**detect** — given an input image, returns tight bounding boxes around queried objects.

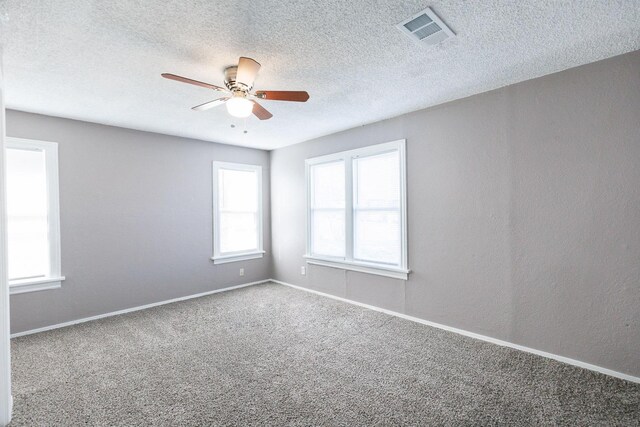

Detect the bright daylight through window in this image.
[212,162,264,264]
[305,140,408,279]
[6,138,64,294]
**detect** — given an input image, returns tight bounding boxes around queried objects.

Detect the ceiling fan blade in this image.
[192,97,230,111]
[236,57,261,88]
[251,101,273,120]
[254,90,310,102]
[161,73,227,92]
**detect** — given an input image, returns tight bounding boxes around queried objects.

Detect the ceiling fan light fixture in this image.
[226,95,253,118]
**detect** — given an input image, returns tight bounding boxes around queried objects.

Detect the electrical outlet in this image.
[301,266,306,275]
[239,268,245,277]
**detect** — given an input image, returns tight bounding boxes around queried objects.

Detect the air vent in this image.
[397,7,454,46]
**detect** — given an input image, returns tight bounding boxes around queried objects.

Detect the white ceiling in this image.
[1,1,639,150]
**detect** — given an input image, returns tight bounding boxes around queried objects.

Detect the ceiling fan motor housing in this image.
[224,66,251,94]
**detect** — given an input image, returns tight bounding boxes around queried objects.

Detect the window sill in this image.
[9,276,66,295]
[304,256,410,280]
[211,251,265,265]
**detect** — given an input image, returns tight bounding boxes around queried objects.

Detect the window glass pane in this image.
[311,161,344,208]
[6,148,50,280]
[355,151,400,209]
[220,212,258,253]
[219,169,257,212]
[354,210,400,265]
[311,210,345,257]
[310,160,345,257]
[216,166,260,255]
[353,150,402,265]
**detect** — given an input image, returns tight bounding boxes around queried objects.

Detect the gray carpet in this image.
[9,282,640,426]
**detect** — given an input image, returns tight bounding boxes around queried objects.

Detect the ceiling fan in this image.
[162,57,309,121]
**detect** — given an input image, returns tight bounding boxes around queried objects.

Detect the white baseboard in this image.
[0,395,11,427]
[10,279,270,338]
[11,278,639,384]
[271,279,640,384]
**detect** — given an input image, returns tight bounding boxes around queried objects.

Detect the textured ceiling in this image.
[1,1,639,150]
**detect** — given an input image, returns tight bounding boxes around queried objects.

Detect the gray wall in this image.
[8,111,271,333]
[270,51,640,377]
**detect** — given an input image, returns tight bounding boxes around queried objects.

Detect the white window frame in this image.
[305,139,409,280]
[211,161,264,264]
[6,137,65,294]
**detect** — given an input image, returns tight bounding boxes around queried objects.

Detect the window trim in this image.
[211,161,264,265]
[6,137,65,294]
[305,139,409,280]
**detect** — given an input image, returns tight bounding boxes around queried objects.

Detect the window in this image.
[305,140,409,279]
[6,138,64,294]
[211,162,264,264]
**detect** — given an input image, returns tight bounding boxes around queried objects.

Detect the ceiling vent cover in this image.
[397,7,455,46]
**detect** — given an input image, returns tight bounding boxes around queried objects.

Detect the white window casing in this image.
[6,137,64,294]
[305,140,409,280]
[211,161,264,264]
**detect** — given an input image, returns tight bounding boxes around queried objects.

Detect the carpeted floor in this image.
[9,282,640,426]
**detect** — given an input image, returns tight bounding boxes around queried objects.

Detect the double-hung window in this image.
[305,140,409,279]
[6,137,64,294]
[211,162,264,264]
